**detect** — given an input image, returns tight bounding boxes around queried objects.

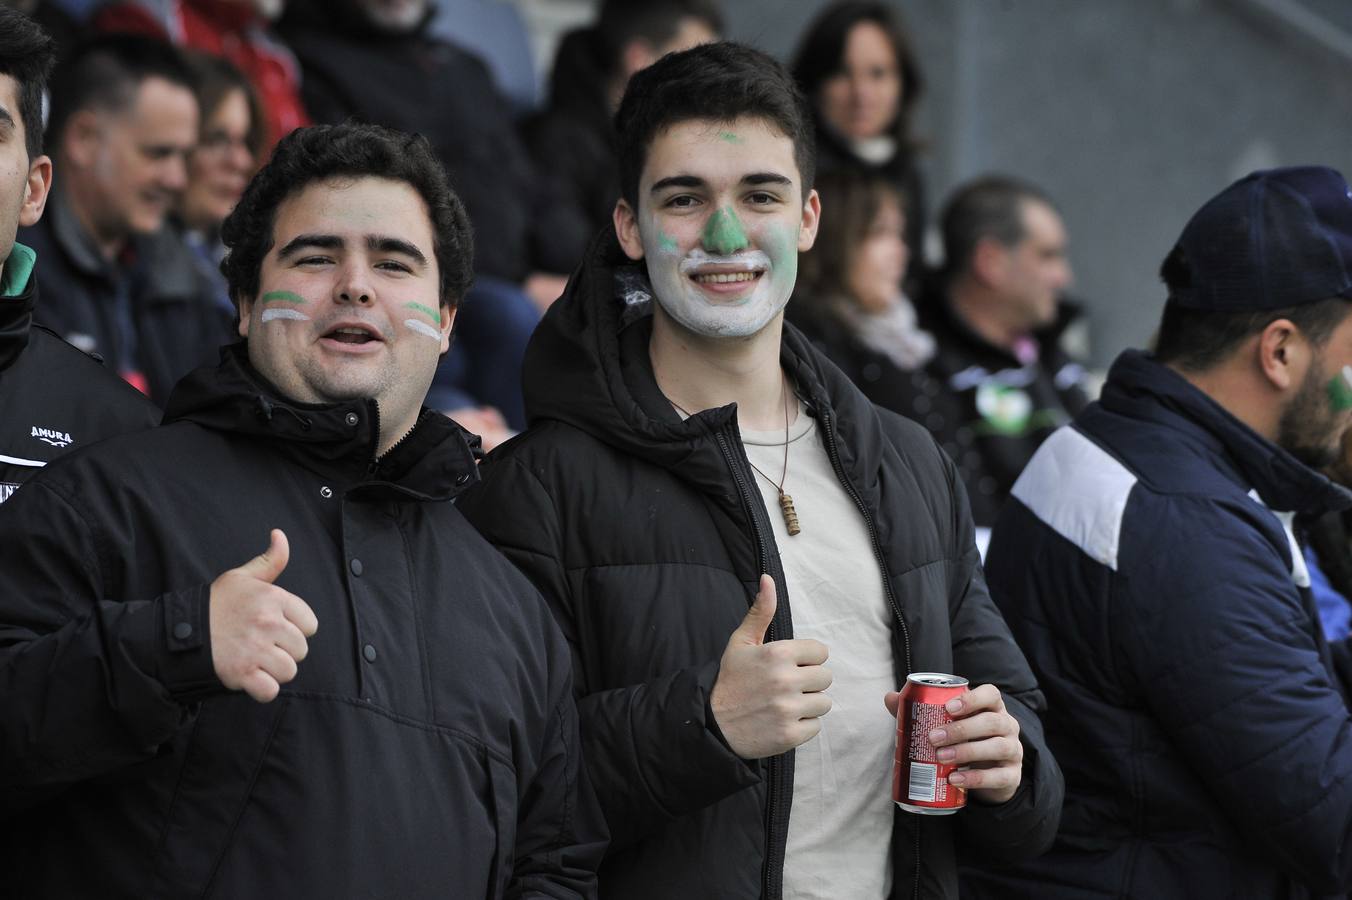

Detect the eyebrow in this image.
[277,234,343,259]
[368,235,427,267]
[276,233,428,268]
[649,172,795,194]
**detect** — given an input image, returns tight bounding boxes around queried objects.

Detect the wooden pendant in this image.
[780,492,801,536]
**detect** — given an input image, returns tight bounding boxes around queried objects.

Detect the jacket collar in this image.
[0,243,37,370]
[162,342,480,498]
[1101,348,1352,516]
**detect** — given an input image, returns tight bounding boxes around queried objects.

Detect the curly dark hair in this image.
[614,41,815,208]
[0,6,56,161]
[220,123,474,311]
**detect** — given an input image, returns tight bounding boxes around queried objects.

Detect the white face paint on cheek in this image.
[260,308,311,323]
[403,319,442,341]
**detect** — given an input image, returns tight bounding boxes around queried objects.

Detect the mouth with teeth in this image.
[692,271,763,285]
[321,323,383,349]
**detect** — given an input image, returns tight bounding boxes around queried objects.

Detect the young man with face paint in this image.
[0,122,604,897]
[459,42,1062,900]
[971,167,1352,898]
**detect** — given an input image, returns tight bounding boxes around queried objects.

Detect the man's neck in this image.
[64,182,129,263]
[648,306,792,431]
[948,279,1023,352]
[1168,360,1281,445]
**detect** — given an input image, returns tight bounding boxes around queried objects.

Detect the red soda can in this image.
[892,672,969,815]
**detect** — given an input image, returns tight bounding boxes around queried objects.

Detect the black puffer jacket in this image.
[0,344,604,897]
[0,256,158,501]
[458,232,1063,899]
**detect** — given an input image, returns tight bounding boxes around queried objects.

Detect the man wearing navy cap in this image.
[964,167,1352,898]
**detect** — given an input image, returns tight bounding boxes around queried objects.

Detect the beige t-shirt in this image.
[741,404,897,900]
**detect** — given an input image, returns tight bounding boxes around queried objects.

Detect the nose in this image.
[164,153,189,192]
[702,207,749,255]
[336,265,374,305]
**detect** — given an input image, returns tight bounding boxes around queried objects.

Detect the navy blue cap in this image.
[1169,166,1352,311]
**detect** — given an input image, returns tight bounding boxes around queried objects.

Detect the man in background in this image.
[0,8,156,500]
[20,33,231,404]
[920,175,1089,531]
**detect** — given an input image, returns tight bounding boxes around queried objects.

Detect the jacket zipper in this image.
[817,404,921,900]
[713,426,789,900]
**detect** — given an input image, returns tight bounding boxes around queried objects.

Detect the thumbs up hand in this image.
[710,575,833,759]
[208,529,319,703]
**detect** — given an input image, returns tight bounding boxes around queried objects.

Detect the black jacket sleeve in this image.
[936,443,1064,859]
[0,480,219,815]
[509,592,608,898]
[459,455,760,852]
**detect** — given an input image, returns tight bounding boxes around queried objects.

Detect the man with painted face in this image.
[970,167,1352,898]
[0,122,604,897]
[458,42,1062,900]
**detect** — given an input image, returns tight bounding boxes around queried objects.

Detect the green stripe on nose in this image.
[703,207,748,255]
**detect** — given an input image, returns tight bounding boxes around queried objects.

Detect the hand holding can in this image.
[891,673,969,814]
[887,679,1025,810]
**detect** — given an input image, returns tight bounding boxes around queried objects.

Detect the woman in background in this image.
[791,169,951,433]
[178,51,264,319]
[792,0,928,286]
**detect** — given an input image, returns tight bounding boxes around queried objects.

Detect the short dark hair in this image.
[220,123,474,311]
[0,6,56,161]
[941,175,1055,279]
[45,34,196,152]
[1154,246,1352,370]
[796,167,903,310]
[597,0,723,55]
[614,41,816,208]
[791,1,923,151]
[181,51,265,161]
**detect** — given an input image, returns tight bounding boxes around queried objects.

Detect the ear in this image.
[614,197,645,262]
[439,303,457,355]
[1255,317,1305,391]
[797,188,822,253]
[17,154,52,228]
[970,237,1008,288]
[62,109,103,169]
[237,294,255,338]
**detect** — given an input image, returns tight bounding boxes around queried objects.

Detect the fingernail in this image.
[929,728,946,743]
[947,771,966,785]
[936,747,956,761]
[945,698,963,714]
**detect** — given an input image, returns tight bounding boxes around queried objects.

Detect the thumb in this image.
[236,528,290,584]
[730,574,776,647]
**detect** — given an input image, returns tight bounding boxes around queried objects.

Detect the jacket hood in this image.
[163,342,480,497]
[521,228,889,489]
[0,247,36,371]
[1101,348,1352,517]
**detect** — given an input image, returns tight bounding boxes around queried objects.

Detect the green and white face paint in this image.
[403,301,443,342]
[1329,365,1352,411]
[259,290,311,323]
[643,205,800,339]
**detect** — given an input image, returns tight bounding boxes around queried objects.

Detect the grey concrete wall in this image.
[717,0,1352,368]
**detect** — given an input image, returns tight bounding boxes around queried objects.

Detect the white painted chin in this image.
[653,270,788,338]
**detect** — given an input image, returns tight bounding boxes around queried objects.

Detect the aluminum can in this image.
[892,672,969,815]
